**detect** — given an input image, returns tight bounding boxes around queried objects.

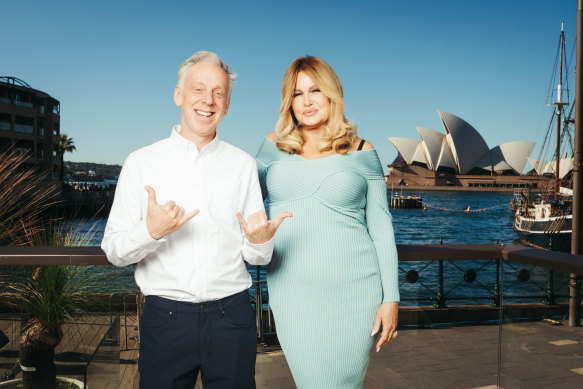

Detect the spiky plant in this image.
[2,219,103,389]
[0,146,59,246]
[7,266,96,388]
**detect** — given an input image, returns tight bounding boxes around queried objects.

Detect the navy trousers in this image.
[138,290,257,389]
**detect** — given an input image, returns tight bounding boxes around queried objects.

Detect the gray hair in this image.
[177,51,237,95]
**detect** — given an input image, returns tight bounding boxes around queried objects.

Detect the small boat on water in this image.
[513,23,574,252]
[513,188,572,251]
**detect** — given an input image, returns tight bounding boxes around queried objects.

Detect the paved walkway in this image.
[118,316,583,388]
[252,319,583,389]
[4,314,580,388]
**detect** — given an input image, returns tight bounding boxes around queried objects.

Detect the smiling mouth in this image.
[195,109,214,117]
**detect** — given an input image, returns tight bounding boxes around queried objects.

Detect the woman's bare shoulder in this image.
[351,138,374,151]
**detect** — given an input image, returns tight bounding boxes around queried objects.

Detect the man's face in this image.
[174,61,230,144]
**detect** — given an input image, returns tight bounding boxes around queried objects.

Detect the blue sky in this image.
[2,0,577,171]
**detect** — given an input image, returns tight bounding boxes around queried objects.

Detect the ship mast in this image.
[555,22,568,198]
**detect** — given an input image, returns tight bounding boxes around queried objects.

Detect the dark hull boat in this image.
[512,23,574,253]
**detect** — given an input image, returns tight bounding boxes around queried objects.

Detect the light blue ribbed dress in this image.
[256,138,400,389]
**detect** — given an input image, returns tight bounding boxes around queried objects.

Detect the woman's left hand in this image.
[371,301,399,352]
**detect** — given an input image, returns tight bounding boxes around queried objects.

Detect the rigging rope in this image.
[413,198,509,213]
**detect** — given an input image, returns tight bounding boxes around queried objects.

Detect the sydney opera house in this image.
[386,110,552,191]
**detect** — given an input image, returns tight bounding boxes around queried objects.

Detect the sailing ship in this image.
[513,22,574,252]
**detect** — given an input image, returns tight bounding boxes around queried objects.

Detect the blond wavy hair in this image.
[274,56,357,155]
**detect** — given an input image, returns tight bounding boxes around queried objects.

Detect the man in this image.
[101,51,290,388]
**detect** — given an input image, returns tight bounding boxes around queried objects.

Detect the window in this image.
[0,137,11,149]
[15,116,34,134]
[0,113,10,131]
[14,93,34,108]
[36,142,44,158]
[16,139,34,155]
[37,121,45,136]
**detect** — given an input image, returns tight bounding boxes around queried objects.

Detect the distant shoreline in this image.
[387,185,528,193]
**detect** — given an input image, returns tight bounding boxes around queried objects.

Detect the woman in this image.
[256,56,399,388]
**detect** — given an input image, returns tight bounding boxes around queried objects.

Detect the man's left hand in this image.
[237,210,292,244]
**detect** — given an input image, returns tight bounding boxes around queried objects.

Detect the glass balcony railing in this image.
[14,101,34,108]
[0,244,580,388]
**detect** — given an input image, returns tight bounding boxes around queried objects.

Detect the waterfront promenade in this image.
[1,245,582,387]
[117,316,583,388]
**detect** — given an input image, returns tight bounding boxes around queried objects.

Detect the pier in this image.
[390,195,423,209]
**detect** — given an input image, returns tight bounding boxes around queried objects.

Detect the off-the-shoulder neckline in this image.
[263,137,376,161]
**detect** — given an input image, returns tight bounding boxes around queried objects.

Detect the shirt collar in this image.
[170,125,221,156]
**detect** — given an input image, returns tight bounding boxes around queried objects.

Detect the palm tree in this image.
[58,134,76,182]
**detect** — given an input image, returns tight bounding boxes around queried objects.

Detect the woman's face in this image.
[291,71,331,130]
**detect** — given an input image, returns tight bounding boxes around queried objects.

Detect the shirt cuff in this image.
[244,236,274,262]
[128,219,167,250]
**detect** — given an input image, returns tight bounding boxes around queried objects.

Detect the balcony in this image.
[0,244,581,388]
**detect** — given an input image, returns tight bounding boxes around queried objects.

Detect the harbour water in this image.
[67,191,570,305]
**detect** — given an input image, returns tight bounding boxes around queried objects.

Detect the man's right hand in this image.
[144,186,199,240]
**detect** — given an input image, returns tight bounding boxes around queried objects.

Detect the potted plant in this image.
[1,221,102,389]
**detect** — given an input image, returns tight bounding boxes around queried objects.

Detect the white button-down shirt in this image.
[101,126,273,302]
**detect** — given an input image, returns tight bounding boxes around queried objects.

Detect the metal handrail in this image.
[1,244,582,274]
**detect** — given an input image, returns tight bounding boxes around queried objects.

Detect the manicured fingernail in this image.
[376,347,380,352]
[371,331,375,336]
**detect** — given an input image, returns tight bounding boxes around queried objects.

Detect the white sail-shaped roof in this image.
[527,157,548,175]
[476,147,504,172]
[438,110,490,174]
[388,110,535,176]
[416,127,443,171]
[499,141,535,174]
[387,137,422,165]
[411,143,427,165]
[527,157,573,178]
[436,136,457,170]
[478,142,535,174]
[560,158,574,178]
[543,157,574,179]
[419,142,434,170]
